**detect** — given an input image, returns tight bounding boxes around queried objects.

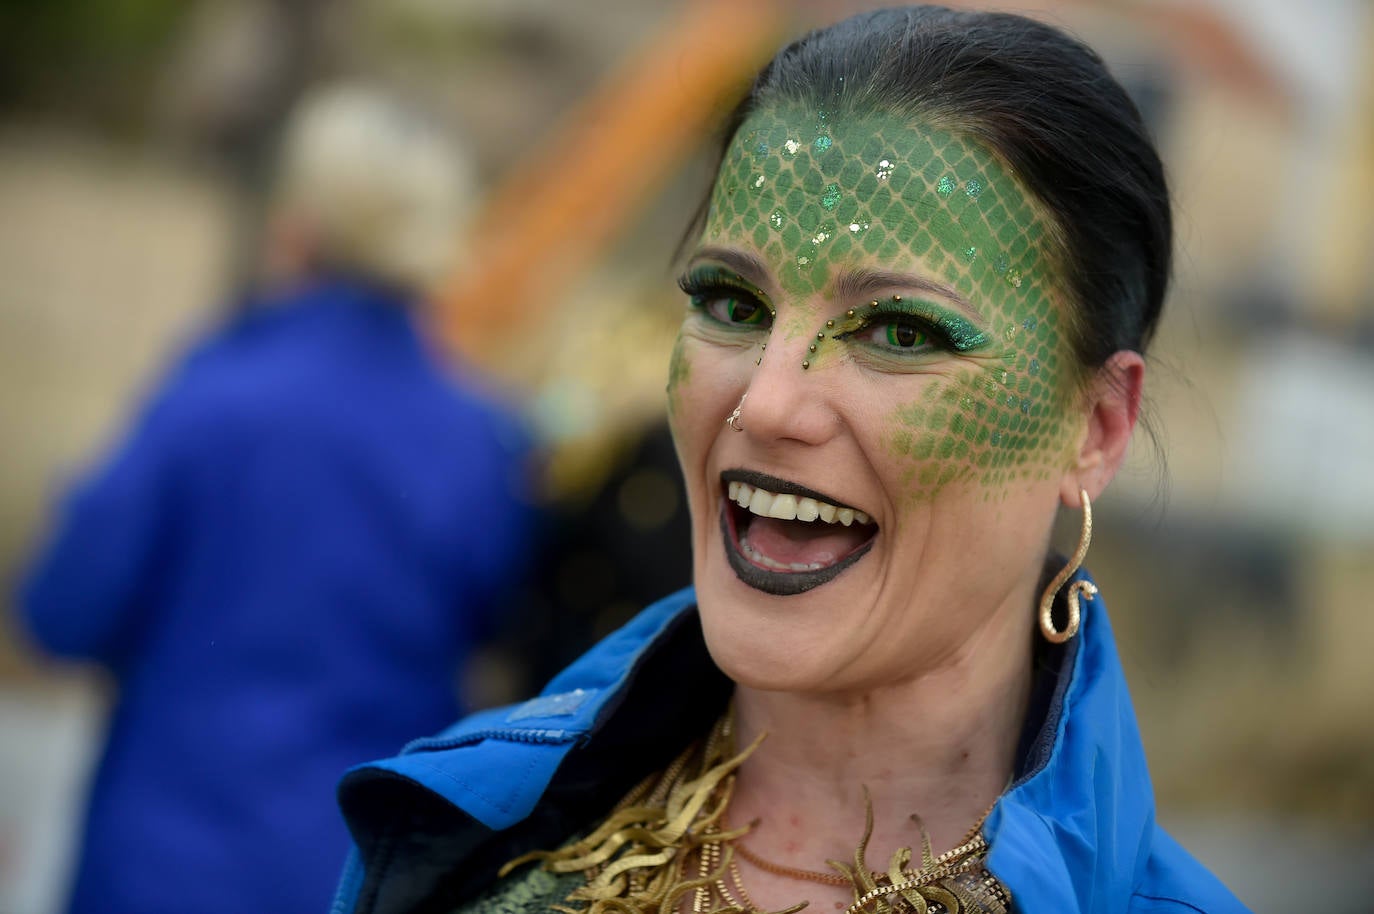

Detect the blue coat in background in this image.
[19,277,536,914]
[330,573,1250,914]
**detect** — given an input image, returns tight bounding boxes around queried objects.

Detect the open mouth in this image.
[719,469,878,596]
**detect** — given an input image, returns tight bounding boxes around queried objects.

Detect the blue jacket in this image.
[19,277,536,914]
[332,573,1249,914]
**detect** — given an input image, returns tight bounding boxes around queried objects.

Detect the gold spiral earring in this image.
[1038,488,1098,643]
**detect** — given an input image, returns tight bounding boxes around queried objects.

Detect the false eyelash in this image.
[836,299,991,353]
[835,310,953,351]
[676,267,763,302]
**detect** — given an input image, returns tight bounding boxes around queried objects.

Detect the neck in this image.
[728,605,1033,870]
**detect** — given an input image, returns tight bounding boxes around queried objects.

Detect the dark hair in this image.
[693,5,1172,369]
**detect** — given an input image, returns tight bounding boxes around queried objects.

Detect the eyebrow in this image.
[685,246,771,290]
[835,269,984,321]
[686,248,984,322]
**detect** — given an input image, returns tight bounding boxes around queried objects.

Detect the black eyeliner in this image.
[834,298,990,353]
[678,265,769,303]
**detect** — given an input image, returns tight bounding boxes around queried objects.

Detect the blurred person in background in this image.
[15,84,535,914]
[328,7,1248,914]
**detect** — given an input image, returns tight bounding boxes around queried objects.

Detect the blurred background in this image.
[1,1,1372,912]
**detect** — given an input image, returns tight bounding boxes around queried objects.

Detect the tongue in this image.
[744,516,872,567]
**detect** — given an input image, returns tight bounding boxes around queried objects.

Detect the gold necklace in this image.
[500,710,1009,914]
[727,794,996,914]
[734,838,861,886]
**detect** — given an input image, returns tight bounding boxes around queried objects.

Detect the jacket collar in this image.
[986,568,1156,912]
[336,571,1154,913]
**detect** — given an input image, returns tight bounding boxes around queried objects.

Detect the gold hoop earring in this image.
[1038,488,1098,643]
[725,393,746,432]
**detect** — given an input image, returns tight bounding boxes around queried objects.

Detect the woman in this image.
[331,8,1248,913]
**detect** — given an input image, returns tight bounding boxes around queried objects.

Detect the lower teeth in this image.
[740,537,824,572]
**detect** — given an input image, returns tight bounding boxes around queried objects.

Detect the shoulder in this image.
[144,315,357,448]
[339,588,702,820]
[1130,829,1251,914]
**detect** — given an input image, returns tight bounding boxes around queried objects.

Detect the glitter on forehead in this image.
[699,105,1075,501]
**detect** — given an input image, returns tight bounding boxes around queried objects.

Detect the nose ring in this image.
[725,394,746,432]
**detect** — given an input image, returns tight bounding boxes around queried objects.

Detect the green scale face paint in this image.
[694,104,1083,502]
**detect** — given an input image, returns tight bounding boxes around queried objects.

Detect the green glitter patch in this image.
[696,104,1078,502]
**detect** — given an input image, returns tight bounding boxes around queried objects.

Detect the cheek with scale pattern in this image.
[666,332,691,419]
[700,105,1082,502]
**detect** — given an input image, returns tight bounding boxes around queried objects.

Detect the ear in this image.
[1059,350,1144,508]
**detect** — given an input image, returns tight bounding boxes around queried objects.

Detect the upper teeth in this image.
[728,481,872,526]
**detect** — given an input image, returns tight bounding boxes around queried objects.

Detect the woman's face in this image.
[669,104,1091,693]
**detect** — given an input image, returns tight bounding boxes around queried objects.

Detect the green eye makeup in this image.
[832,297,991,355]
[679,265,775,330]
[691,102,1079,502]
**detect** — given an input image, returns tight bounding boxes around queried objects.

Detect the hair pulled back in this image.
[707,5,1171,368]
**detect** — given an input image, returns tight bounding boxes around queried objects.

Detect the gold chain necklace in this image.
[731,797,997,891]
[734,838,862,886]
[500,710,1009,914]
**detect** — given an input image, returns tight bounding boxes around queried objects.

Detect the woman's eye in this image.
[885,322,928,348]
[857,317,934,351]
[702,295,769,327]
